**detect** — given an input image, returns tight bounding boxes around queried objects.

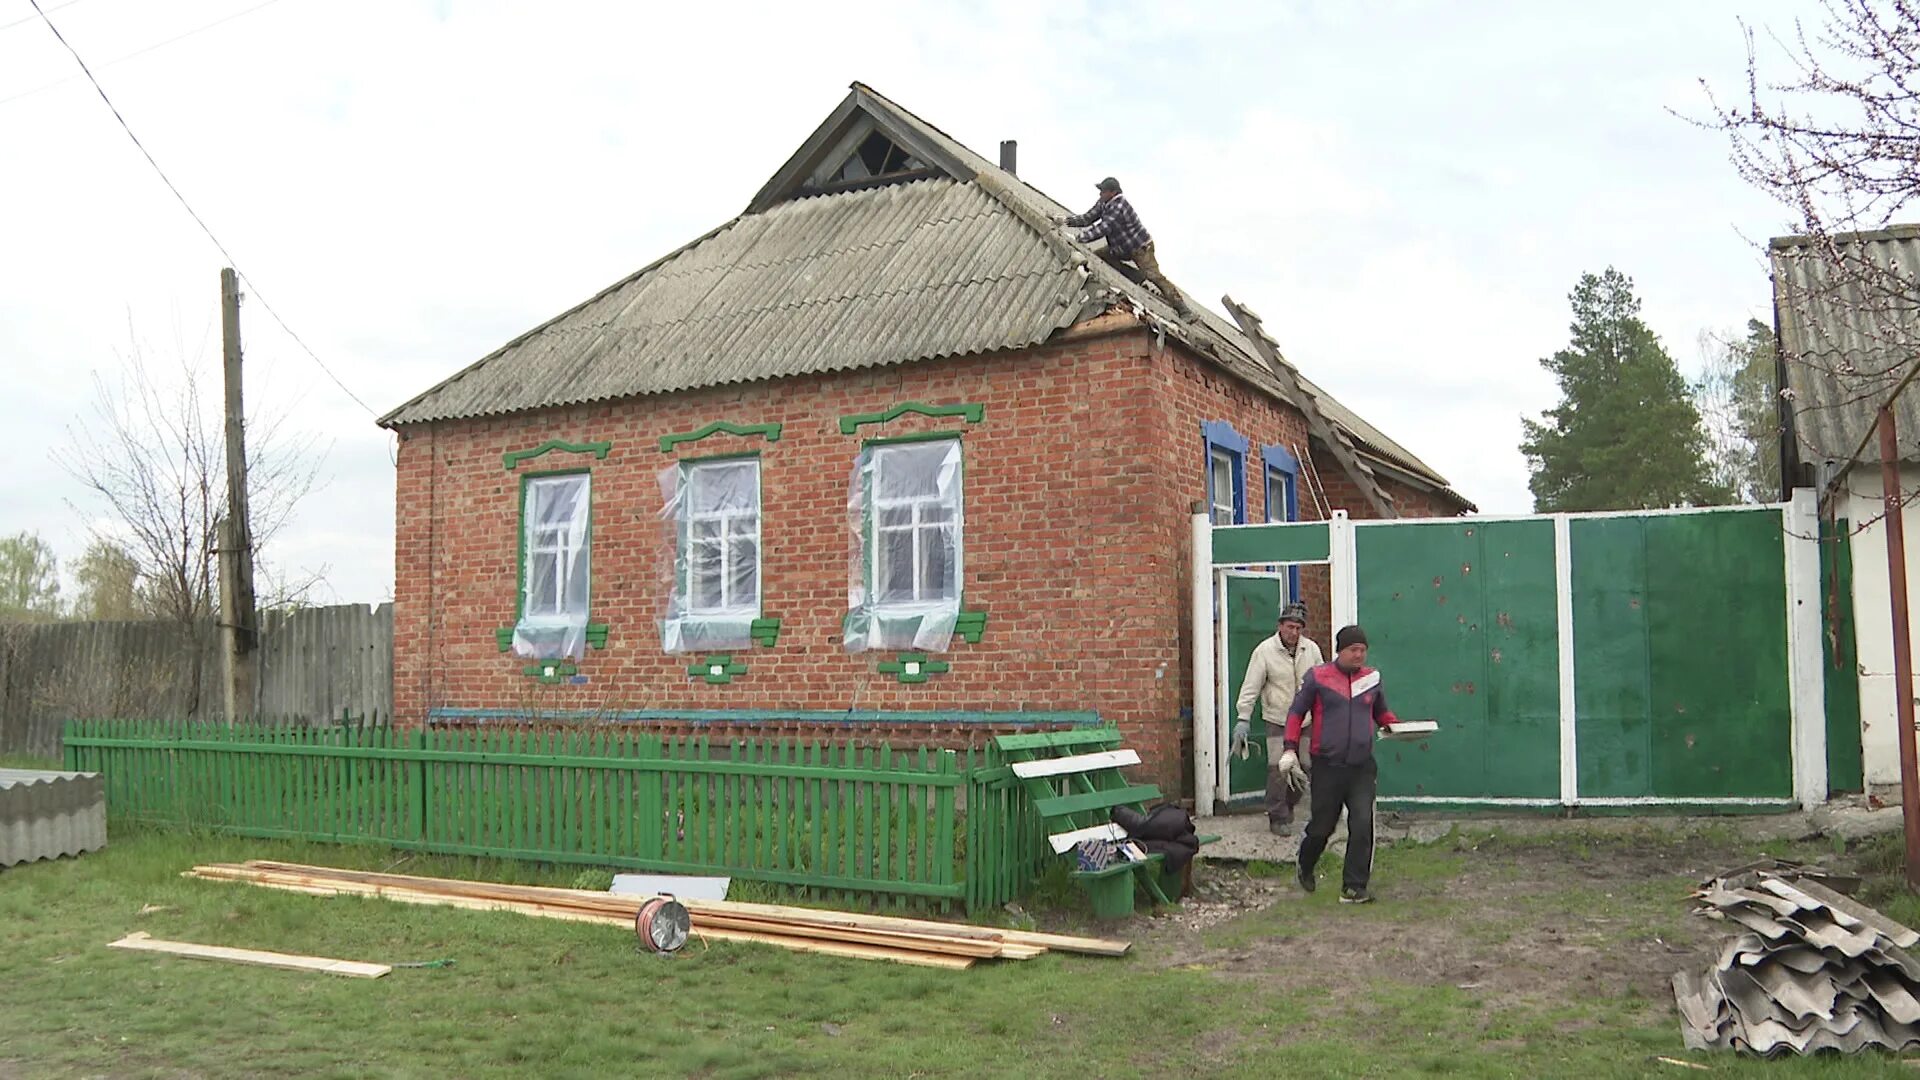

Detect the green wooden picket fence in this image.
[62,719,1051,913]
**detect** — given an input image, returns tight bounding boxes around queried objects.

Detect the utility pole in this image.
[1878,405,1920,890]
[219,268,258,723]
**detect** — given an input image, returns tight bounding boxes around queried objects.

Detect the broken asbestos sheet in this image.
[1674,860,1920,1057]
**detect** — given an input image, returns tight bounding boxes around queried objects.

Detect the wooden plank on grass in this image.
[107,931,390,978]
[1012,750,1140,780]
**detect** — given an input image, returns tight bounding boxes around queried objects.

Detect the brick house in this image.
[379,83,1471,793]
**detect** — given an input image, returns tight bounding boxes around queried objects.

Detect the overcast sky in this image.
[0,0,1809,604]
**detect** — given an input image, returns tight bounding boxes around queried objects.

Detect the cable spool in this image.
[633,895,691,954]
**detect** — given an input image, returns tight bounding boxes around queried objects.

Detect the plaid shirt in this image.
[1066,194,1152,259]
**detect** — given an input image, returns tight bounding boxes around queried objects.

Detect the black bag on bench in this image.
[1111,804,1200,874]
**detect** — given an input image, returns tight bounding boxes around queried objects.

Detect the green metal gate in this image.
[1198,497,1826,813]
[1357,519,1560,802]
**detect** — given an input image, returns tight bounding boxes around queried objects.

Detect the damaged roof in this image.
[380,83,1465,505]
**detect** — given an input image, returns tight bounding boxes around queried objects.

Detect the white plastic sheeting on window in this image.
[843,439,962,653]
[514,472,592,659]
[658,459,761,653]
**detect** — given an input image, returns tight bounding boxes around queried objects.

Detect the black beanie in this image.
[1335,625,1368,651]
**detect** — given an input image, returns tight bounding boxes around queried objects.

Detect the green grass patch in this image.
[6,826,1920,1077]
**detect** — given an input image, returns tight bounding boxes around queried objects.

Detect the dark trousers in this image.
[1263,733,1306,825]
[1296,757,1378,892]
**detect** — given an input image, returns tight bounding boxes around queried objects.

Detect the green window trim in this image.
[658,420,783,453]
[954,611,987,644]
[521,660,580,684]
[878,653,951,684]
[687,655,749,685]
[502,439,612,471]
[838,401,985,436]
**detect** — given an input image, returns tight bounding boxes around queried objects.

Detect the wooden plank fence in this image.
[63,720,1051,913]
[0,605,391,757]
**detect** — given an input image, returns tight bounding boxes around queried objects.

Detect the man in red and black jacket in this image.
[1279,624,1396,903]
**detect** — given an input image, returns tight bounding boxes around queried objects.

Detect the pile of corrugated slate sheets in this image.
[0,768,105,867]
[1674,860,1920,1056]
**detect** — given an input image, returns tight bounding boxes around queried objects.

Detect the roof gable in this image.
[747,84,981,212]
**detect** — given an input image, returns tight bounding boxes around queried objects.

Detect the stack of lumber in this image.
[186,861,1128,971]
[1673,863,1920,1056]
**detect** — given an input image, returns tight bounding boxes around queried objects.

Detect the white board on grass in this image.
[610,873,731,901]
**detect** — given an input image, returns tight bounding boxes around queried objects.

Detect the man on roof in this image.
[1229,601,1323,836]
[1055,177,1196,319]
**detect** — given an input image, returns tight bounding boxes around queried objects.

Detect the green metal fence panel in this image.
[61,719,1046,913]
[1212,522,1331,566]
[1571,511,1792,800]
[1358,519,1561,799]
[1823,516,1865,793]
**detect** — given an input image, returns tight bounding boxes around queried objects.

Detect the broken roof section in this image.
[380,82,1467,509]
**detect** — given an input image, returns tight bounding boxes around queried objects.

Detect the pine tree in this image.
[1521,268,1730,511]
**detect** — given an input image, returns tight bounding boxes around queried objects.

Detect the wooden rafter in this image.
[1223,297,1397,519]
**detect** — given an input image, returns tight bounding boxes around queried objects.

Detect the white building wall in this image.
[1843,464,1920,786]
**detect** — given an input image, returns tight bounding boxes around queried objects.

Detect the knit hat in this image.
[1096,176,1122,193]
[1278,602,1308,627]
[1335,625,1368,651]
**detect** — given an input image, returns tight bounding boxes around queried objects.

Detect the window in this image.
[515,471,591,658]
[1209,449,1239,526]
[871,440,962,611]
[1263,444,1303,600]
[523,473,590,623]
[834,130,926,184]
[683,459,761,617]
[1202,421,1248,526]
[1263,444,1300,524]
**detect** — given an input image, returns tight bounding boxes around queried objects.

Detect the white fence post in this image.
[1785,488,1829,809]
[1555,514,1578,808]
[1191,507,1216,818]
[1329,511,1357,630]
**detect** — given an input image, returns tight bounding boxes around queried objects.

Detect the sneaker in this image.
[1339,888,1374,905]
[1268,820,1293,837]
[1296,863,1317,894]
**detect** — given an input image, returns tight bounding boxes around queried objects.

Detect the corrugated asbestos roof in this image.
[381,179,1081,424]
[1773,225,1920,466]
[382,83,1465,504]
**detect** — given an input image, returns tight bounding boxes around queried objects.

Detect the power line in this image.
[27,0,378,419]
[1,0,288,108]
[0,0,79,32]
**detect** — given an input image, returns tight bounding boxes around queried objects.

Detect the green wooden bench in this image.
[994,729,1217,919]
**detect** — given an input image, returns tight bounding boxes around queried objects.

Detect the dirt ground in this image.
[1113,825,1837,1015]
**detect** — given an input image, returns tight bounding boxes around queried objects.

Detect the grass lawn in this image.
[2,819,1918,1078]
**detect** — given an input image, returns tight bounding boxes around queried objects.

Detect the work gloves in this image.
[1276,749,1308,792]
[1229,720,1251,759]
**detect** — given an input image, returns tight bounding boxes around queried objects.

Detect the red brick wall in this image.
[391,317,1461,794]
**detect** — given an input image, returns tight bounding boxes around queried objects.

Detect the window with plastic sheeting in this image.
[658,457,762,653]
[684,458,761,616]
[843,438,964,653]
[514,471,591,659]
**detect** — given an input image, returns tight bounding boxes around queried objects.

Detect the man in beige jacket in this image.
[1228,602,1324,834]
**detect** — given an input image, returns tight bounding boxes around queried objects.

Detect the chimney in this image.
[999,140,1017,175]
